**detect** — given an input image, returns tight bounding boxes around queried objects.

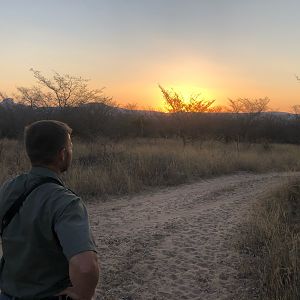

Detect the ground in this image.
[88,172,296,300]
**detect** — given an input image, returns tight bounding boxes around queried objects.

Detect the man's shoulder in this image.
[49,184,79,203]
[41,182,81,212]
[0,172,80,213]
[0,173,29,219]
[1,173,28,186]
[0,173,29,198]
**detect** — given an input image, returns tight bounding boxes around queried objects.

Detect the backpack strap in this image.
[0,177,64,237]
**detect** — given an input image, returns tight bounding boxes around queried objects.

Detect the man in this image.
[0,120,99,299]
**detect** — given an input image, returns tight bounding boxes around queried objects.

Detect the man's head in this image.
[24,120,73,173]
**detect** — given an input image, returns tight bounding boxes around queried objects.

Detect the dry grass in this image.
[0,139,29,184]
[238,179,300,300]
[1,138,300,197]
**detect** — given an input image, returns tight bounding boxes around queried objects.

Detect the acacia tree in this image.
[292,75,300,119]
[16,86,49,108]
[226,97,270,148]
[227,97,270,114]
[159,85,216,113]
[159,85,218,144]
[17,69,110,108]
[291,105,300,120]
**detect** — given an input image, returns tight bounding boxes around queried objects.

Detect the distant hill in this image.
[0,98,16,107]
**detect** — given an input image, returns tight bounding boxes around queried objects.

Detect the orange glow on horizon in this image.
[161,84,215,101]
[1,68,299,113]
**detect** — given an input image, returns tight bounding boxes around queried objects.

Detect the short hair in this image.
[24,120,72,164]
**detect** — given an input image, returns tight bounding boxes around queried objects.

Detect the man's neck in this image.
[32,164,62,175]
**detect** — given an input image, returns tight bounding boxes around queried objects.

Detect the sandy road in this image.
[87,172,298,300]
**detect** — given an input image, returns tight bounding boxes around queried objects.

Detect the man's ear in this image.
[59,148,66,161]
[62,149,65,161]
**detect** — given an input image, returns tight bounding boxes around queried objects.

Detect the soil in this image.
[88,171,297,300]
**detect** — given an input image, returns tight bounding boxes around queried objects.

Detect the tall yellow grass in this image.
[1,138,300,197]
[238,180,300,299]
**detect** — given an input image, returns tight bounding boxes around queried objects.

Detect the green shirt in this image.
[0,167,97,298]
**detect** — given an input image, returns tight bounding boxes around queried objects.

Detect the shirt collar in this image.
[29,166,65,186]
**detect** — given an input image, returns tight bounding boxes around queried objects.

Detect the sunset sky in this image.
[1,0,300,111]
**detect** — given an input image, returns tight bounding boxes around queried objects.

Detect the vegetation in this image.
[1,138,300,198]
[15,69,112,108]
[159,85,217,113]
[2,97,300,144]
[159,85,272,146]
[1,71,299,145]
[238,179,300,300]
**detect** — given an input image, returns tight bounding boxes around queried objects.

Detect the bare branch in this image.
[226,97,270,113]
[16,86,48,108]
[0,91,8,100]
[159,85,215,113]
[28,69,109,108]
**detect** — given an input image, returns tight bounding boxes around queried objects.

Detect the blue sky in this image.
[1,0,300,110]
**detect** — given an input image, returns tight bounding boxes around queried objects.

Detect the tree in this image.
[122,103,138,110]
[17,69,110,108]
[226,97,270,149]
[16,86,49,108]
[0,91,7,101]
[227,97,270,114]
[159,85,218,144]
[291,105,300,118]
[159,85,216,113]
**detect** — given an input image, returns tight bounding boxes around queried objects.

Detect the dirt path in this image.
[87,172,298,300]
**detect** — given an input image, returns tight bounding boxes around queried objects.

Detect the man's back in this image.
[0,167,96,298]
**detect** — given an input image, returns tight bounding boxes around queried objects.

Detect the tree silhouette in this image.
[159,85,218,145]
[17,69,110,108]
[159,85,216,113]
[226,97,270,150]
[227,97,270,114]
